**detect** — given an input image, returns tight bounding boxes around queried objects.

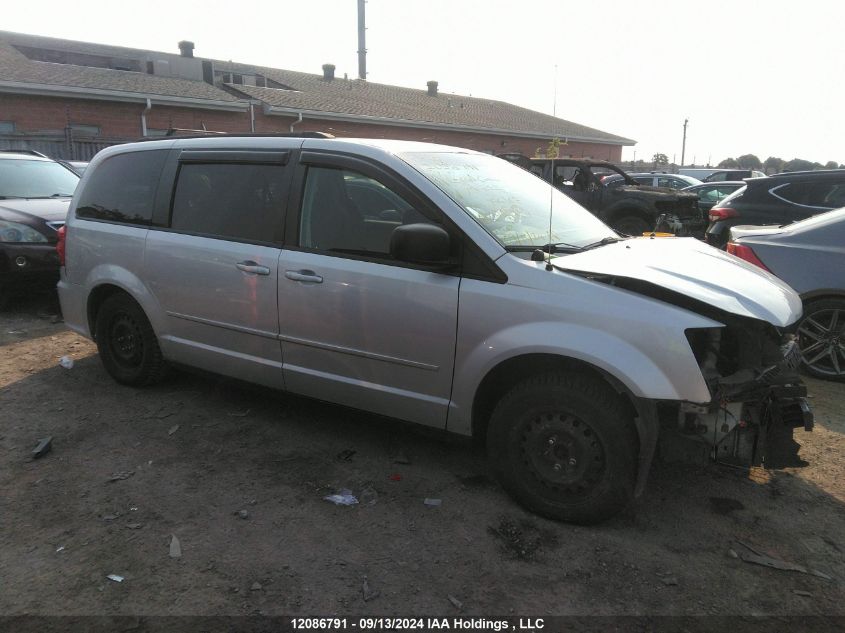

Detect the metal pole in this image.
[357,0,367,80]
[681,118,688,167]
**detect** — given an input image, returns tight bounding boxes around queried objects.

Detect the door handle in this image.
[285,269,323,284]
[236,261,271,275]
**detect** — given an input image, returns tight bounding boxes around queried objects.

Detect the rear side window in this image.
[76,150,167,225]
[170,163,287,242]
[772,181,845,208]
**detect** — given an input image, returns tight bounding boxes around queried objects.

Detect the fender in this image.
[82,264,166,338]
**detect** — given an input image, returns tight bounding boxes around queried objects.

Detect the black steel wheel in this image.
[797,298,845,382]
[487,372,638,524]
[95,293,167,386]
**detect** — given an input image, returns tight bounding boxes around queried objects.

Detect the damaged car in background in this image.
[58,138,811,525]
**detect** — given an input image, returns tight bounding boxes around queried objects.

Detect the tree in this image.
[825,161,839,170]
[783,158,816,172]
[736,154,762,170]
[717,157,738,168]
[763,156,785,174]
[652,153,668,167]
[544,137,567,159]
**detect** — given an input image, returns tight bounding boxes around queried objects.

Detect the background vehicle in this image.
[0,150,79,305]
[707,169,845,247]
[59,137,811,524]
[628,172,702,190]
[728,208,845,382]
[59,160,90,176]
[682,181,745,215]
[503,156,704,236]
[704,168,765,182]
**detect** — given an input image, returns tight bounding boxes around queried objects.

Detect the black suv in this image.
[706,169,845,247]
[0,150,79,305]
[499,155,704,237]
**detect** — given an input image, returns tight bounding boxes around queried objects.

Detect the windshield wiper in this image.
[578,236,625,251]
[22,193,74,199]
[506,241,582,254]
[0,196,22,200]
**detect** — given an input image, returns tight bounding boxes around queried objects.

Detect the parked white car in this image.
[57,136,813,523]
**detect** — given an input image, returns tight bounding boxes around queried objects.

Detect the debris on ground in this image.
[58,356,74,369]
[388,474,402,481]
[251,581,263,591]
[228,409,251,417]
[709,497,745,515]
[448,594,463,610]
[106,574,124,583]
[323,489,358,506]
[167,424,180,436]
[361,576,379,602]
[169,535,182,559]
[658,575,679,586]
[359,485,378,506]
[102,513,120,522]
[488,518,557,561]
[735,542,832,580]
[126,523,143,530]
[235,510,249,520]
[32,436,53,459]
[793,590,812,597]
[107,471,135,483]
[335,449,356,462]
[423,498,442,507]
[55,546,65,553]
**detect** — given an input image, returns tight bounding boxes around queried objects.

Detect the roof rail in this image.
[134,131,336,143]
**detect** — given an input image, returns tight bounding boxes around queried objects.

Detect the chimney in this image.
[178,40,195,58]
[322,64,336,81]
[427,81,438,96]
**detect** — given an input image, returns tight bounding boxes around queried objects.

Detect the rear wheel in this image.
[612,215,651,236]
[797,298,845,382]
[486,372,637,524]
[95,293,167,386]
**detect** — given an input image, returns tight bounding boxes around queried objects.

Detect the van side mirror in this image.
[390,223,450,265]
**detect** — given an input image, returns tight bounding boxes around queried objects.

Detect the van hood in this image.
[554,237,802,327]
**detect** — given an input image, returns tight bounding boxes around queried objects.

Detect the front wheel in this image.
[611,216,651,236]
[486,372,638,524]
[95,293,167,386]
[796,298,845,382]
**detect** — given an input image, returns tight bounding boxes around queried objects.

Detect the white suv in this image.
[58,135,813,523]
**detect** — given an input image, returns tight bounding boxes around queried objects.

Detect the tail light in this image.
[56,225,66,266]
[727,242,770,271]
[709,207,738,222]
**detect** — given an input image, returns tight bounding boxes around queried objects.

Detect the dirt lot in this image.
[1,293,844,618]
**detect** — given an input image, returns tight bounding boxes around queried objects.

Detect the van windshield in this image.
[400,152,615,249]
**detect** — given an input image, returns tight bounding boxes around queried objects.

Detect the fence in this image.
[0,129,123,161]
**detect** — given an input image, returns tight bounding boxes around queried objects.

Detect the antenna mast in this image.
[357,0,367,80]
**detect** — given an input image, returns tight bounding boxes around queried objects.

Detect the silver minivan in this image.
[57,135,813,524]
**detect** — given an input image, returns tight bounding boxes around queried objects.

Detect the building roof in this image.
[0,30,634,145]
[0,32,245,109]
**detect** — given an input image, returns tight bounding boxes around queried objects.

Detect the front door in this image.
[277,156,460,427]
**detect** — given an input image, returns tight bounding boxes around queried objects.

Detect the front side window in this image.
[0,158,79,199]
[170,163,287,242]
[299,166,432,256]
[401,152,614,249]
[76,150,165,224]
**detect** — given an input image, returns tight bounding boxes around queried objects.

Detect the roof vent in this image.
[178,41,195,58]
[427,80,438,96]
[322,64,336,81]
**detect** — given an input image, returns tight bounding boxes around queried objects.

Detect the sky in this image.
[4,0,844,166]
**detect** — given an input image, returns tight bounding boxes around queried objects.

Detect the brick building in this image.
[0,31,634,161]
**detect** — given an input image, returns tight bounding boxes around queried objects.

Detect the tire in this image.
[486,372,637,524]
[611,215,651,236]
[796,298,845,382]
[95,293,167,386]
